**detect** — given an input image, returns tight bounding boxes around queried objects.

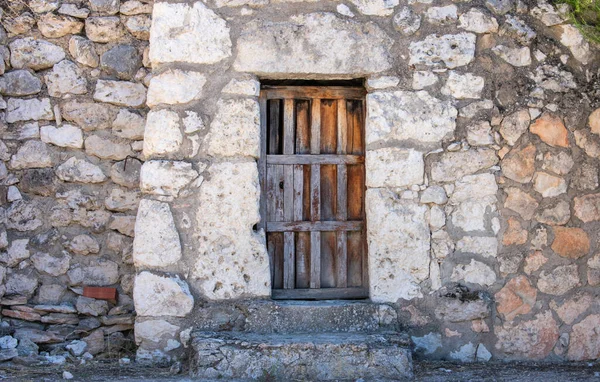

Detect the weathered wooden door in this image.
[259,85,368,300]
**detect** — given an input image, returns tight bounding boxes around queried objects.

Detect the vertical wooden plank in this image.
[309,99,321,289]
[283,231,295,289]
[268,232,284,289]
[268,99,281,155]
[336,100,348,288]
[336,164,348,288]
[310,231,321,289]
[311,99,321,155]
[282,99,295,289]
[266,165,284,222]
[295,101,311,288]
[283,99,295,155]
[320,99,337,288]
[336,99,347,155]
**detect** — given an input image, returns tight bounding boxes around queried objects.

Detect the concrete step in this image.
[190,331,413,380]
[195,300,399,334]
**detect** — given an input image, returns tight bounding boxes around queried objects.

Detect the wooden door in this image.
[258,86,368,300]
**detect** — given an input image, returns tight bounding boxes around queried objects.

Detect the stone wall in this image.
[1,0,600,367]
[0,0,150,362]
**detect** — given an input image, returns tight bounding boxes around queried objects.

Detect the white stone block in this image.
[133,200,182,268]
[134,272,194,317]
[366,148,424,188]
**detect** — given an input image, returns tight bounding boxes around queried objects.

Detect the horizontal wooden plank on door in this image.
[267,155,364,165]
[262,86,366,100]
[267,221,363,232]
[272,287,368,300]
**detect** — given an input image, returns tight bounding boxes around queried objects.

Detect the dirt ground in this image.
[0,360,599,381]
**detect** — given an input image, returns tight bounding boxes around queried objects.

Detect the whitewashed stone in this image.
[140,161,199,197]
[451,173,498,203]
[37,13,83,38]
[366,91,456,145]
[349,0,399,16]
[426,5,458,24]
[206,98,260,158]
[456,237,498,258]
[0,336,17,350]
[412,333,442,355]
[336,4,355,17]
[459,100,494,119]
[451,196,497,232]
[412,71,438,90]
[124,15,151,40]
[450,342,477,362]
[366,189,429,302]
[59,4,90,18]
[222,79,260,96]
[135,319,180,350]
[66,341,87,357]
[366,148,424,188]
[112,109,144,140]
[6,187,21,202]
[31,252,70,277]
[105,188,140,211]
[531,0,568,26]
[431,149,498,182]
[0,70,42,96]
[459,9,498,33]
[393,7,421,36]
[85,17,124,43]
[451,259,496,286]
[6,201,43,232]
[30,0,61,13]
[93,80,146,108]
[61,100,117,131]
[56,157,106,183]
[492,46,532,67]
[420,186,447,204]
[467,121,494,146]
[553,24,591,65]
[146,70,206,107]
[68,37,99,68]
[40,125,83,149]
[6,98,53,123]
[90,0,119,14]
[133,200,182,268]
[543,151,574,175]
[143,110,183,157]
[409,33,476,69]
[192,162,271,300]
[499,109,530,146]
[5,270,38,296]
[68,235,100,255]
[67,259,119,286]
[9,38,66,70]
[0,239,30,267]
[9,140,53,169]
[538,265,579,295]
[234,13,392,75]
[428,205,446,230]
[134,272,194,317]
[501,16,536,44]
[121,1,152,15]
[85,135,133,160]
[111,159,142,188]
[442,72,485,99]
[533,172,567,197]
[150,2,232,65]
